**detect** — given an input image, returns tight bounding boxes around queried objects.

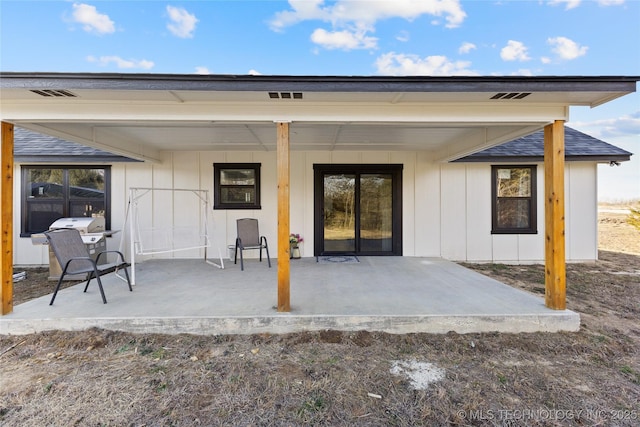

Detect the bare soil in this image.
[1,211,639,426]
[598,205,640,255]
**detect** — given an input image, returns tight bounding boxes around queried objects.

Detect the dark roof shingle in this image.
[14,127,138,163]
[456,126,632,163]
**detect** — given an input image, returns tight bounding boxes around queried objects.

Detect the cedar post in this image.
[1,122,14,315]
[276,122,291,312]
[544,120,566,310]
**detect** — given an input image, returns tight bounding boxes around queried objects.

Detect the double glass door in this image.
[314,165,402,256]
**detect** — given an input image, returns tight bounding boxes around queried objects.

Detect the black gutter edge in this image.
[15,156,141,163]
[453,154,632,163]
[2,72,639,93]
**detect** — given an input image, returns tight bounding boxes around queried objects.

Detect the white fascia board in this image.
[2,100,571,124]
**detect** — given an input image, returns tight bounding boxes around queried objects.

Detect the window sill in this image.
[491,230,538,235]
[214,205,262,210]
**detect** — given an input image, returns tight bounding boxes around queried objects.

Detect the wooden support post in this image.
[276,122,291,312]
[1,122,14,315]
[544,120,566,310]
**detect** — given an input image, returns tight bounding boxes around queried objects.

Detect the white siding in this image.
[414,154,440,257]
[440,164,467,260]
[465,165,492,262]
[13,153,600,265]
[492,235,520,262]
[566,162,598,261]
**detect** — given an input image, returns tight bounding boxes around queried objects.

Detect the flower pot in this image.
[290,245,301,259]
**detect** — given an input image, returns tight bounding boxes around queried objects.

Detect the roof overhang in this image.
[454,154,632,163]
[1,73,638,163]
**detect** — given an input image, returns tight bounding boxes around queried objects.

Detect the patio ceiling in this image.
[1,73,637,163]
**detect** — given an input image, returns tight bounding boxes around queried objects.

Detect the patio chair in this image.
[45,228,132,305]
[234,218,271,271]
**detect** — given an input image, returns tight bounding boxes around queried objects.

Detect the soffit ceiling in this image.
[2,86,628,104]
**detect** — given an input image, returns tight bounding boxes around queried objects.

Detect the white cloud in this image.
[71,3,115,35]
[269,0,327,32]
[396,30,410,42]
[574,112,640,138]
[547,0,582,10]
[547,36,588,60]
[500,40,531,61]
[458,42,476,54]
[541,56,552,64]
[194,67,210,74]
[271,0,466,30]
[166,6,198,38]
[248,69,262,75]
[311,28,377,50]
[546,0,623,9]
[87,55,154,70]
[511,69,534,76]
[375,52,478,76]
[270,0,466,51]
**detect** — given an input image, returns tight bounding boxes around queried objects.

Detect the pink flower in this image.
[289,233,303,244]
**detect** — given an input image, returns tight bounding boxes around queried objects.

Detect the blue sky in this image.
[1,0,638,200]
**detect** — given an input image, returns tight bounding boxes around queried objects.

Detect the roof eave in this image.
[15,156,141,163]
[1,72,639,93]
[453,154,632,163]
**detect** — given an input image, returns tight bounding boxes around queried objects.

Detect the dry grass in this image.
[1,212,639,426]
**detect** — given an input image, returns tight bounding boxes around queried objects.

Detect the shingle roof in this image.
[455,126,632,163]
[13,127,138,163]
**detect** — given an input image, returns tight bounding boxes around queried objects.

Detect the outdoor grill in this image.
[39,217,109,280]
[48,217,106,241]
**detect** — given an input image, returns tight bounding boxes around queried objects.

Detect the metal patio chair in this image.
[234,218,271,271]
[45,228,132,305]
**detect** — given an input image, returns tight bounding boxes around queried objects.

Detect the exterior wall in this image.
[430,161,597,263]
[13,153,599,265]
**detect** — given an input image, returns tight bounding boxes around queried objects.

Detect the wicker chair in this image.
[46,228,132,305]
[234,218,271,271]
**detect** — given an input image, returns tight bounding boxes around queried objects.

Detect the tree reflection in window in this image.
[214,163,261,209]
[492,166,537,234]
[22,166,109,235]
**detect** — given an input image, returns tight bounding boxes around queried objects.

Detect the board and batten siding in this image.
[12,153,597,265]
[431,161,597,263]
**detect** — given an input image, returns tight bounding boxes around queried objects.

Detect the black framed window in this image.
[491,165,537,234]
[214,163,261,209]
[21,166,111,236]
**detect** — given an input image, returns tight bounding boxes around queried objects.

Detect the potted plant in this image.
[289,233,303,259]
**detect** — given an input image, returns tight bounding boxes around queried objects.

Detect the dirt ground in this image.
[598,203,640,255]
[1,209,639,426]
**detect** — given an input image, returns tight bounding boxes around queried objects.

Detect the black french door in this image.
[314,164,402,256]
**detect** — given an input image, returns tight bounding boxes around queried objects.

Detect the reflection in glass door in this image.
[323,174,356,252]
[315,165,402,256]
[360,174,393,252]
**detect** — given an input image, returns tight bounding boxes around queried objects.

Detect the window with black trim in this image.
[491,165,537,234]
[214,163,261,209]
[21,166,111,236]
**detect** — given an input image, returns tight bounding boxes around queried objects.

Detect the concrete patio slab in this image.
[1,257,580,336]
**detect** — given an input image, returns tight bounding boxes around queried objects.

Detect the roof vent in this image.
[268,92,303,100]
[490,92,531,100]
[30,89,77,98]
